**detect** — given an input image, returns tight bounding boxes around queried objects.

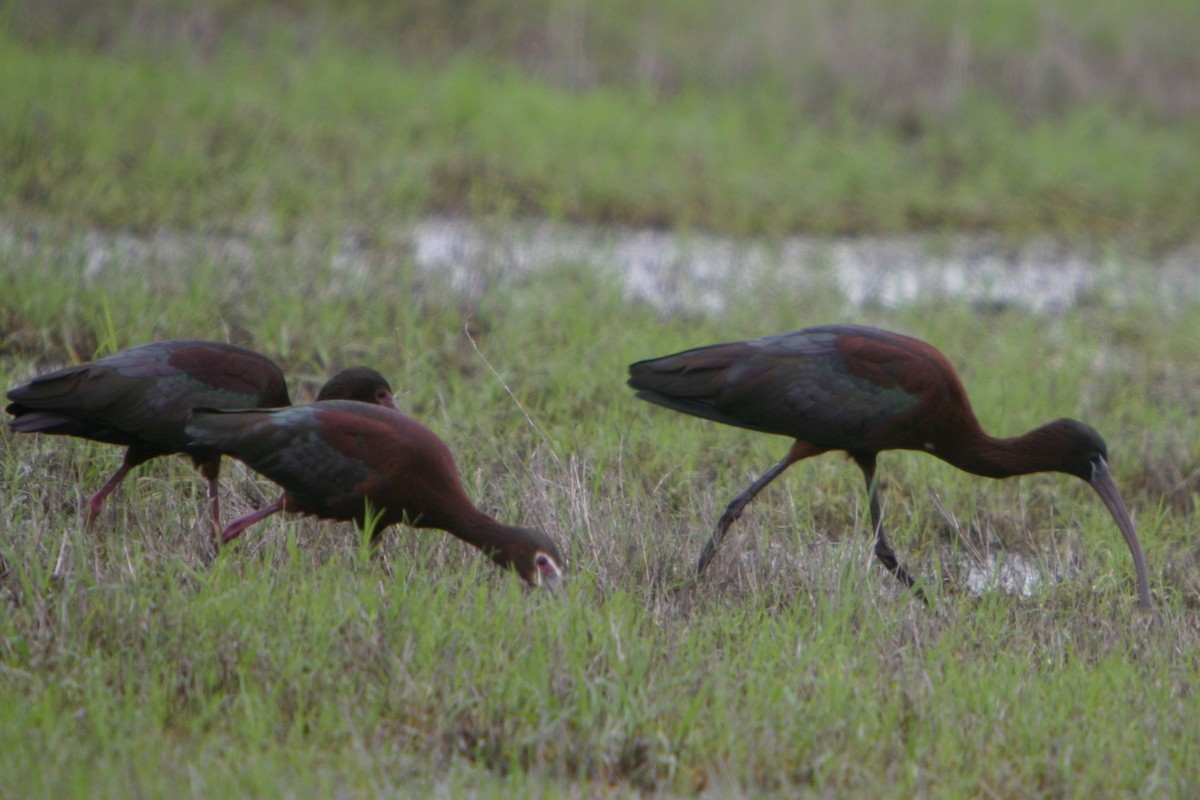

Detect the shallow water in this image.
[410,216,1200,315]
[963,548,1043,599]
[8,216,1196,317]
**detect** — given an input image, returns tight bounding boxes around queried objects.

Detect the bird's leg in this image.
[698,457,792,574]
[698,441,821,574]
[195,460,224,558]
[83,447,156,528]
[219,495,285,546]
[53,455,130,579]
[83,460,136,528]
[61,450,146,579]
[853,453,927,605]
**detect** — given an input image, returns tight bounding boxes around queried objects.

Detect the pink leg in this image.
[84,448,156,528]
[221,496,285,546]
[84,461,136,528]
[62,451,142,577]
[195,458,224,546]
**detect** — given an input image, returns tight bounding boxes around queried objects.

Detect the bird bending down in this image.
[6,339,397,538]
[185,400,564,589]
[627,324,1151,608]
[313,366,398,409]
[6,340,291,534]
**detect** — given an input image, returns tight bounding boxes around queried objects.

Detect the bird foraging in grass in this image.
[6,338,397,540]
[628,324,1150,608]
[6,339,292,534]
[312,366,398,408]
[186,400,564,589]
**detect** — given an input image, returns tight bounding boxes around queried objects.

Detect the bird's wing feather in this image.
[629,326,936,450]
[187,404,381,518]
[7,341,287,449]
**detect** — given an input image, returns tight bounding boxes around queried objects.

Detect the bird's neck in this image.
[426,504,516,565]
[940,422,1072,479]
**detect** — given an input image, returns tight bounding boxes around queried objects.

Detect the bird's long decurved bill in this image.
[1089,457,1151,609]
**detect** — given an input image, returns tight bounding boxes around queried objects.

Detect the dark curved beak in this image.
[1089,456,1151,609]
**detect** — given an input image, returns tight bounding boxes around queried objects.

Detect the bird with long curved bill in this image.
[186,400,564,589]
[628,324,1150,608]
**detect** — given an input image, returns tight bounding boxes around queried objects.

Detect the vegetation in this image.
[3,1,1200,796]
[2,0,1199,247]
[3,226,1199,796]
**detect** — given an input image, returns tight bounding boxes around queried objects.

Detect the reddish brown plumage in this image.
[7,340,290,531]
[6,340,397,537]
[629,324,1150,608]
[314,367,398,409]
[185,401,564,588]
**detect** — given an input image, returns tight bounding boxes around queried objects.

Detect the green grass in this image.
[2,228,1199,796]
[3,1,1200,795]
[3,1,1200,247]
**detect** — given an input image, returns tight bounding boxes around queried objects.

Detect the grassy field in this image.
[3,228,1199,797]
[3,0,1200,248]
[4,1,1200,797]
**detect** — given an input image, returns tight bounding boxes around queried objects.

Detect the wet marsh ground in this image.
[4,2,1200,796]
[4,221,1200,797]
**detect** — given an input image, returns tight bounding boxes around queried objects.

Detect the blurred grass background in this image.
[3,0,1198,247]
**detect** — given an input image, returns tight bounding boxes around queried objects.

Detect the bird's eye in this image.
[535,553,559,576]
[532,552,561,590]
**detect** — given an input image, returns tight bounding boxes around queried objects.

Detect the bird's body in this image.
[628,324,1151,608]
[7,339,291,530]
[6,340,397,536]
[185,400,563,588]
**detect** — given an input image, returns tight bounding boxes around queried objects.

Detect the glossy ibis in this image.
[185,400,564,588]
[313,366,398,409]
[7,340,290,532]
[628,324,1151,608]
[6,340,397,535]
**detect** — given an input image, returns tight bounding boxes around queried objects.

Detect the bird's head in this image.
[1050,418,1150,608]
[316,367,397,409]
[1046,418,1111,482]
[492,527,564,590]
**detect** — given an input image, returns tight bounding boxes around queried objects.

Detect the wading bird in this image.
[312,366,398,409]
[185,400,564,588]
[6,340,397,536]
[627,324,1151,608]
